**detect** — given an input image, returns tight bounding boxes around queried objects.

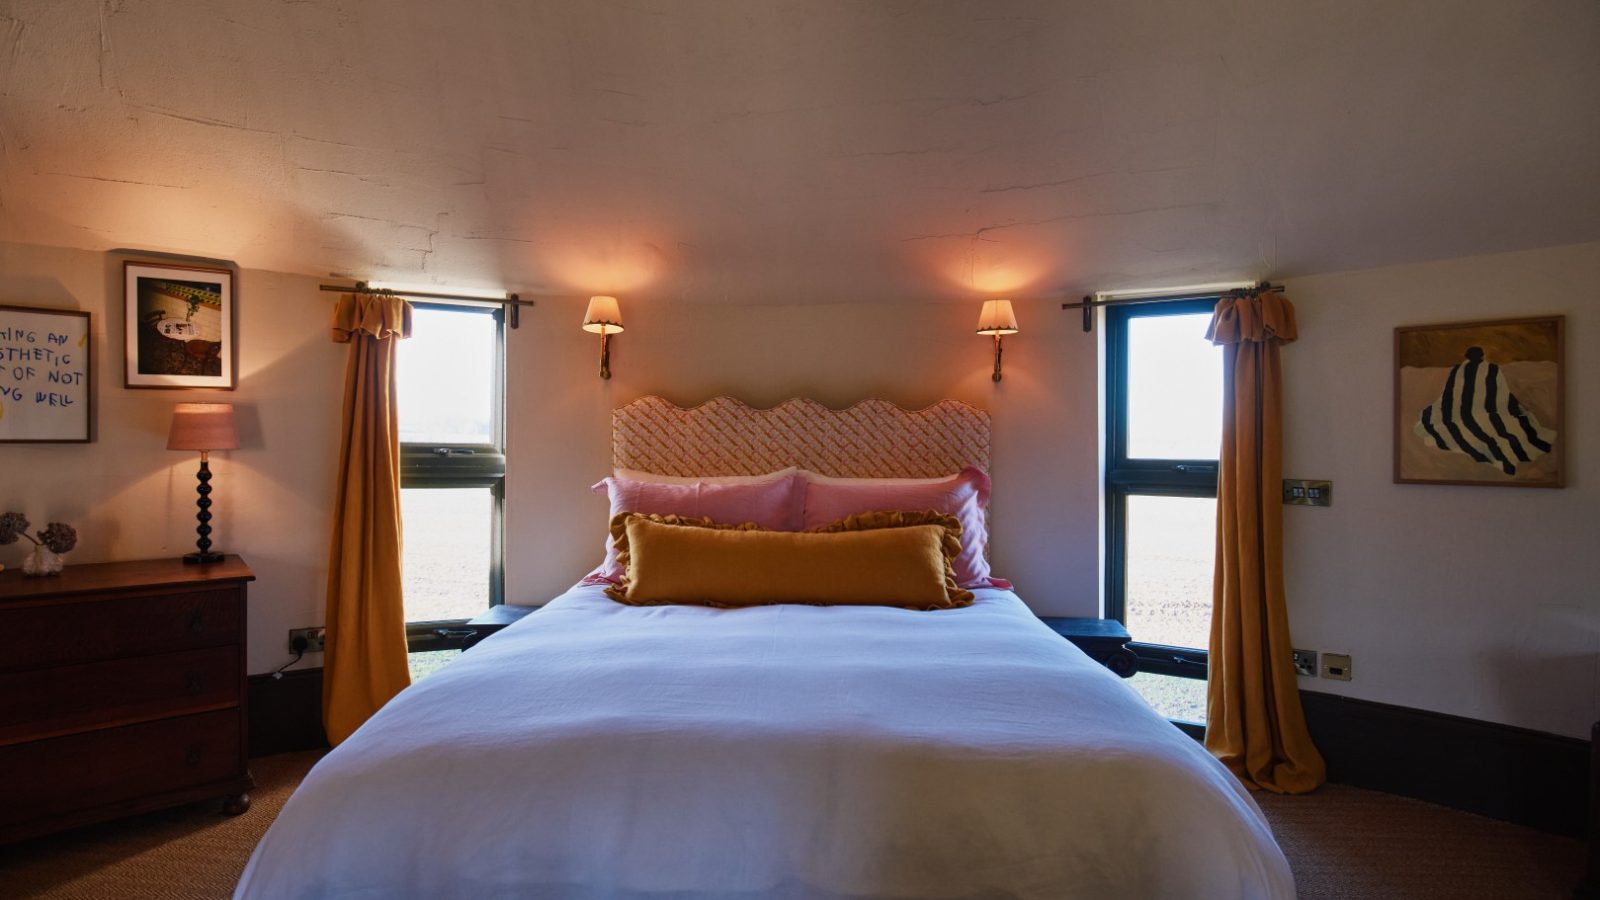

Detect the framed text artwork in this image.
[1394,316,1564,488]
[124,261,236,390]
[0,305,92,443]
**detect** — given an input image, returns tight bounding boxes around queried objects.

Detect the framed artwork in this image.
[0,305,92,443]
[124,261,235,390]
[1394,316,1563,488]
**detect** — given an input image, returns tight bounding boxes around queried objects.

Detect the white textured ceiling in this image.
[1,0,1597,303]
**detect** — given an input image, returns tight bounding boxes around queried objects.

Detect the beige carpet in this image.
[0,751,1585,899]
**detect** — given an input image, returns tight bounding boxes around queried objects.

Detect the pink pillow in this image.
[584,471,802,583]
[801,466,1008,589]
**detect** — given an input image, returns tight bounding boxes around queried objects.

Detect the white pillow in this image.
[614,466,797,486]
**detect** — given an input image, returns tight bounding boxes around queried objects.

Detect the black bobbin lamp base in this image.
[184,454,226,565]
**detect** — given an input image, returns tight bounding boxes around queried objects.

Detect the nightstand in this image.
[437,604,541,651]
[1037,617,1139,678]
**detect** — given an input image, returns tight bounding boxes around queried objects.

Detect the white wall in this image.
[502,295,1102,616]
[1281,241,1599,739]
[0,240,1105,676]
[0,243,345,675]
[2,238,1594,739]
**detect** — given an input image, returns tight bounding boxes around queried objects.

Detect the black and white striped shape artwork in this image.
[1413,346,1556,476]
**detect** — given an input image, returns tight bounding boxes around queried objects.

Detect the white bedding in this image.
[236,585,1294,899]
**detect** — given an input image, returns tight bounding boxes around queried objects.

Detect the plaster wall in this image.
[1280,241,1599,739]
[0,238,1594,739]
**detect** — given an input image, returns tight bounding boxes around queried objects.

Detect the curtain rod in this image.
[319,282,535,328]
[1060,281,1283,333]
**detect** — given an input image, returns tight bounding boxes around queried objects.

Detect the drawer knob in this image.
[187,609,206,632]
[185,745,202,767]
[186,672,204,693]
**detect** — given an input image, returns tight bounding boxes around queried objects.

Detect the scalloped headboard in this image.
[612,396,989,479]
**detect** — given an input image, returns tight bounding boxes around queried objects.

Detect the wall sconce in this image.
[582,295,624,380]
[976,299,1019,382]
[167,402,239,564]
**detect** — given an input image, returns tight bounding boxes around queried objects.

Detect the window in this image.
[397,303,506,664]
[1105,298,1222,723]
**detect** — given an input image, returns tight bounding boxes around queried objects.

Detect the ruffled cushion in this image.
[800,466,1005,589]
[584,470,802,584]
[605,510,974,610]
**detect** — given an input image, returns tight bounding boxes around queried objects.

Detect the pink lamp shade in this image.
[167,403,239,452]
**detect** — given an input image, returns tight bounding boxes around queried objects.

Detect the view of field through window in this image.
[396,306,501,648]
[1119,309,1222,723]
[1124,494,1216,650]
[400,487,492,624]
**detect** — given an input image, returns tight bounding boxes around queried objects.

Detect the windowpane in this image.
[397,307,497,445]
[401,487,492,623]
[1126,313,1222,459]
[1128,672,1207,723]
[1124,494,1215,651]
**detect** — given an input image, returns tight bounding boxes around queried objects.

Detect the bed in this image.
[235,397,1293,899]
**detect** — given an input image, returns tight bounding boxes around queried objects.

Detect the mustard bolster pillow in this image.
[605,511,974,610]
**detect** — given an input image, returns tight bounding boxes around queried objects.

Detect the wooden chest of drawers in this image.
[0,556,254,842]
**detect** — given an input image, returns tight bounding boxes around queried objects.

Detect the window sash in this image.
[1104,297,1220,679]
[397,302,507,649]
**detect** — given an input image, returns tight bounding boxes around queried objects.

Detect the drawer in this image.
[0,710,241,828]
[0,588,242,672]
[0,646,240,745]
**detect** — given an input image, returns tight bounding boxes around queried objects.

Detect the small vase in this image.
[22,545,63,577]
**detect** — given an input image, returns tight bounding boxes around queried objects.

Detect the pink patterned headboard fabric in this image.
[612,396,990,479]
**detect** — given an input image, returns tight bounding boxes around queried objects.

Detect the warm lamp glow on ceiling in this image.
[582,296,623,380]
[976,300,1019,383]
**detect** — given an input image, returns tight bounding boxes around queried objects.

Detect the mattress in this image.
[235,584,1294,899]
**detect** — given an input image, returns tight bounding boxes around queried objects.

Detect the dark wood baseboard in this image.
[245,668,1591,842]
[247,668,327,757]
[1299,689,1588,838]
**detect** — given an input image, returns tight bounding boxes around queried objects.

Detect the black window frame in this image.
[398,301,507,653]
[1104,296,1220,681]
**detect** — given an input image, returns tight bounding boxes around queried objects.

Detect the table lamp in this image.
[167,402,239,564]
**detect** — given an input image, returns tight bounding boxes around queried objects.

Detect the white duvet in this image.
[236,585,1294,899]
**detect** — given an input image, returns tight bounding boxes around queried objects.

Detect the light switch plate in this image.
[1321,652,1352,681]
[1283,479,1332,507]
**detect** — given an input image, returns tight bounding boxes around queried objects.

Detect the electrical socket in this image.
[288,627,326,653]
[1291,648,1318,677]
[1321,652,1352,681]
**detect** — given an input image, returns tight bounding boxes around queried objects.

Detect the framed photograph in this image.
[1394,316,1563,488]
[124,261,235,390]
[0,305,92,443]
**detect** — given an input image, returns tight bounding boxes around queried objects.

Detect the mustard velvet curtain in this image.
[323,293,413,746]
[1204,292,1326,794]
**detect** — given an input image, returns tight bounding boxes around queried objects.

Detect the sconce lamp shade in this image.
[582,296,624,334]
[976,299,1019,335]
[167,403,239,451]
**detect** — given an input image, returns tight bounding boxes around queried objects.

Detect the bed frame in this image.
[611,396,990,479]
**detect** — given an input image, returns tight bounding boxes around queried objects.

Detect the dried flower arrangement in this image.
[0,512,77,554]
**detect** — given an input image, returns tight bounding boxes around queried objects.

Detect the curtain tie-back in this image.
[1207,293,1298,346]
[331,292,413,343]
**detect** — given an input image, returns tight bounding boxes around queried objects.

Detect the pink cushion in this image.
[801,466,1007,589]
[585,471,802,583]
